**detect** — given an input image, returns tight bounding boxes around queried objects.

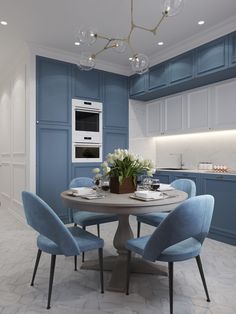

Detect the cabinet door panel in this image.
[229,31,236,66]
[171,172,201,195]
[37,126,70,222]
[103,73,128,128]
[195,37,228,76]
[103,129,128,157]
[149,63,168,90]
[163,95,183,134]
[169,51,194,84]
[202,175,236,245]
[37,58,71,124]
[73,66,101,100]
[146,101,162,136]
[212,79,236,129]
[186,88,209,132]
[129,74,147,96]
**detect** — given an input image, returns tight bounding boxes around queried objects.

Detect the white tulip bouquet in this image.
[92,149,156,185]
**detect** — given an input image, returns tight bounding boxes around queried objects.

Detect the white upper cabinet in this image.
[211,79,236,130]
[146,100,163,136]
[186,88,210,132]
[163,95,184,134]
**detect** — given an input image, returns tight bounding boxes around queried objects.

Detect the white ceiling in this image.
[0,0,236,74]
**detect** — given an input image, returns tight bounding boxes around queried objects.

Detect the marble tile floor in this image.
[0,207,236,314]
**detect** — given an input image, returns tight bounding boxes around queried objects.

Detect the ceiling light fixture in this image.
[75,0,183,74]
[0,20,8,26]
[158,41,164,46]
[74,41,81,46]
[198,20,205,25]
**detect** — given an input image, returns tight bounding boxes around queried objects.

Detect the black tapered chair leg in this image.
[82,226,86,263]
[126,250,131,295]
[137,221,141,238]
[74,223,77,227]
[47,255,56,310]
[168,262,174,314]
[30,249,42,286]
[98,248,104,293]
[74,255,77,271]
[97,224,100,238]
[195,255,210,302]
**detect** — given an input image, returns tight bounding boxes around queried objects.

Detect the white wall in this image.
[129,99,156,162]
[0,50,30,220]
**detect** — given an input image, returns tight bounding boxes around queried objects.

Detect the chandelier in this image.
[76,0,183,74]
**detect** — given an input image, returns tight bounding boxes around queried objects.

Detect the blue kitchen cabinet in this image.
[229,31,236,66]
[72,163,100,179]
[103,72,128,129]
[169,51,194,85]
[195,37,228,76]
[201,173,236,245]
[36,57,71,125]
[103,128,128,158]
[72,65,102,101]
[154,171,173,184]
[36,125,71,223]
[149,62,168,90]
[170,171,202,195]
[129,73,148,96]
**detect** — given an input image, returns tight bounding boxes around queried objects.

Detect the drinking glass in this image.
[101,178,110,196]
[150,178,160,191]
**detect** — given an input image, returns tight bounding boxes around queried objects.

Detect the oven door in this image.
[72,108,102,143]
[72,143,102,163]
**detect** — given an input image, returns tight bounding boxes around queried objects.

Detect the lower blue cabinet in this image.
[171,172,201,195]
[201,174,236,246]
[155,171,172,184]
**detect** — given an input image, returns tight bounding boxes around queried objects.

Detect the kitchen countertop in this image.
[156,168,236,176]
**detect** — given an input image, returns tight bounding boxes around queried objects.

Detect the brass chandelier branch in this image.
[76,0,183,74]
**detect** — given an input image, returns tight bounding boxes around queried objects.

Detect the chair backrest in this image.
[69,177,93,188]
[143,195,214,262]
[22,191,80,256]
[170,179,196,198]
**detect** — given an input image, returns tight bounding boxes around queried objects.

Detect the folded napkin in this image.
[70,187,95,196]
[158,184,175,192]
[134,190,163,200]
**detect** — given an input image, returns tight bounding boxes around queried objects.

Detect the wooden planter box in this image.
[110,176,136,194]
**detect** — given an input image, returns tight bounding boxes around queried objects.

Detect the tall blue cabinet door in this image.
[103,129,128,158]
[36,57,71,125]
[195,37,228,76]
[103,72,128,129]
[72,65,101,100]
[37,125,71,222]
[201,174,236,245]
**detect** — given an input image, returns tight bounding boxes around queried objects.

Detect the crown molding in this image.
[27,43,130,76]
[149,14,236,68]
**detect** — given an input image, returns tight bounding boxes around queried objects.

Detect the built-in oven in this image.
[72,142,102,163]
[72,99,102,143]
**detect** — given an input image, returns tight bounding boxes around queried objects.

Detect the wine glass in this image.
[150,178,160,191]
[101,178,110,196]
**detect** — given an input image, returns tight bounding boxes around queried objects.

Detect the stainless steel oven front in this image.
[72,99,102,143]
[72,143,102,163]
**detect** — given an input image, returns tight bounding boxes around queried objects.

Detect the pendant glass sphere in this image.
[161,0,183,16]
[78,52,96,71]
[77,27,97,45]
[111,40,127,53]
[130,54,149,75]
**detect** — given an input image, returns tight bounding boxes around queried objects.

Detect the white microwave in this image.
[72,99,103,143]
[72,142,102,163]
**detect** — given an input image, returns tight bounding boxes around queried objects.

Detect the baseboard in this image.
[209,226,236,246]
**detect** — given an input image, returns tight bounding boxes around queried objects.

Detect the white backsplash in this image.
[156,130,236,170]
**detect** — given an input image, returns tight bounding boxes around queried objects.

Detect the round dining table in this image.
[61,189,188,292]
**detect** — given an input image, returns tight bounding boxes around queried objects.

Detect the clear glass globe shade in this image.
[77,27,97,45]
[78,52,96,71]
[111,40,126,53]
[161,0,183,16]
[130,54,149,75]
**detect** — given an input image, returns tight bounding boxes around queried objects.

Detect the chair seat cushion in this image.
[37,226,104,255]
[126,236,201,262]
[73,211,118,227]
[136,212,169,226]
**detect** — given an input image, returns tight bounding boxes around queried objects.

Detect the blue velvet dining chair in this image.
[22,191,104,310]
[126,194,214,314]
[70,177,118,264]
[136,179,196,237]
